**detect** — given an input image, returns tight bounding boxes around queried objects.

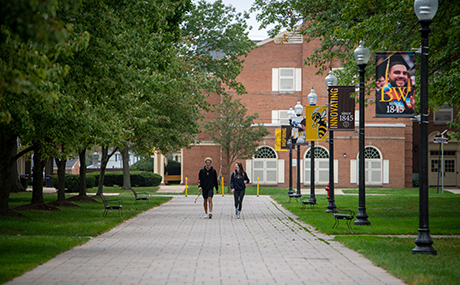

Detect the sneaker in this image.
[209,213,212,219]
[237,211,240,219]
[204,214,208,219]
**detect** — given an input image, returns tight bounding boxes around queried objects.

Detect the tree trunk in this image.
[11,146,25,193]
[97,146,118,195]
[0,128,17,210]
[121,144,132,190]
[78,148,87,196]
[55,157,67,201]
[31,142,45,204]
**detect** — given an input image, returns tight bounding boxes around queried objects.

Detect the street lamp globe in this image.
[414,0,438,21]
[287,107,296,120]
[307,88,318,106]
[294,101,303,116]
[354,40,370,65]
[325,70,338,87]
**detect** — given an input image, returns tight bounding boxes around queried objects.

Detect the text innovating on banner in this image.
[328,86,356,131]
[375,51,416,118]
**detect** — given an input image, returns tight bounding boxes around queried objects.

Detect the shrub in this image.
[52,174,97,192]
[130,158,154,172]
[165,160,181,175]
[131,171,162,187]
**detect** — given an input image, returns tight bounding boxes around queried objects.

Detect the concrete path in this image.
[7,196,405,285]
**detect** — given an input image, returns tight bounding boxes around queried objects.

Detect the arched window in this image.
[359,146,382,185]
[254,146,277,158]
[304,146,330,185]
[306,147,330,158]
[365,147,381,159]
[253,146,277,185]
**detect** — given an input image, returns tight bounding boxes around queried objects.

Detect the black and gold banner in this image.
[328,86,355,131]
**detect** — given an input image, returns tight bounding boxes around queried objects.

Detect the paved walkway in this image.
[7,196,404,285]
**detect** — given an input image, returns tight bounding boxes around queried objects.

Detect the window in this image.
[304,146,330,185]
[272,68,302,93]
[434,106,453,125]
[253,146,278,185]
[271,110,290,125]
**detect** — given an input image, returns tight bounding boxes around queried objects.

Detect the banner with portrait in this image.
[375,51,416,117]
[328,86,355,131]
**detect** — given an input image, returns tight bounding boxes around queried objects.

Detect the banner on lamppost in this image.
[328,86,356,131]
[375,51,416,117]
[304,105,328,142]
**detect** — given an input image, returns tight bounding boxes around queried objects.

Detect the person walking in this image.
[198,157,218,219]
[230,162,250,219]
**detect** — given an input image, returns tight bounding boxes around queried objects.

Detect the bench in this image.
[163,174,181,185]
[99,193,123,217]
[332,209,355,229]
[288,193,302,202]
[300,198,316,210]
[130,189,149,204]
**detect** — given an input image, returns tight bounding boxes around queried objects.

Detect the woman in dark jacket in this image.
[230,162,250,219]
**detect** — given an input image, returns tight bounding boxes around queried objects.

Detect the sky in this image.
[202,0,273,41]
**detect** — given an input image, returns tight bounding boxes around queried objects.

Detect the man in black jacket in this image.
[198,157,218,219]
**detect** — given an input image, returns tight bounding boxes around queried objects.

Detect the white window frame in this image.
[433,106,453,125]
[271,110,290,125]
[272,68,302,92]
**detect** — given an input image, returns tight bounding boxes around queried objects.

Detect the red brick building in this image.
[182,31,459,189]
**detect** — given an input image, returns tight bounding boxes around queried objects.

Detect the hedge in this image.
[52,171,162,192]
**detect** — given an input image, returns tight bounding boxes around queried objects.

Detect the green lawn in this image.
[1,190,170,284]
[1,186,459,285]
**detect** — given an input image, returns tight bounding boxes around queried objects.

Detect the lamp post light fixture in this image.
[412,0,438,255]
[287,107,296,195]
[325,70,338,213]
[294,101,304,198]
[307,88,318,205]
[353,41,371,226]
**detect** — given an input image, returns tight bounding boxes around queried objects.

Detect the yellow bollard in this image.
[221,176,224,196]
[257,177,260,197]
[185,177,188,197]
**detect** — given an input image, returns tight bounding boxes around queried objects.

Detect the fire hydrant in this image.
[325,183,330,200]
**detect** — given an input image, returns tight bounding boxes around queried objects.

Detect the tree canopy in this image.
[251,0,460,137]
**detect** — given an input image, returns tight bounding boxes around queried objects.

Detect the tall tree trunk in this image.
[97,146,118,195]
[121,144,132,190]
[54,157,67,201]
[31,142,45,204]
[78,148,87,196]
[11,145,25,193]
[0,128,17,211]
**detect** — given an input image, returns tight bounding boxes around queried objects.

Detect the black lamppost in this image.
[353,41,371,226]
[307,89,318,205]
[294,101,304,198]
[412,0,438,255]
[287,107,296,195]
[325,70,338,213]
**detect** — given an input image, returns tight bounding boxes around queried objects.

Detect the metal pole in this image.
[437,143,440,193]
[296,144,301,197]
[288,147,294,195]
[309,141,317,204]
[412,19,436,255]
[326,130,337,213]
[354,63,371,226]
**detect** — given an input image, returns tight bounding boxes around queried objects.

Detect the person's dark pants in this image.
[233,189,245,211]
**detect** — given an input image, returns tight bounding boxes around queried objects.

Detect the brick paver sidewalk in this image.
[7,196,405,285]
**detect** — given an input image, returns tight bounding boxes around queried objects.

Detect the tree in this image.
[251,0,460,138]
[181,0,256,96]
[203,94,269,192]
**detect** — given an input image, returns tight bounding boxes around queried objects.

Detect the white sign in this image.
[434,137,448,144]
